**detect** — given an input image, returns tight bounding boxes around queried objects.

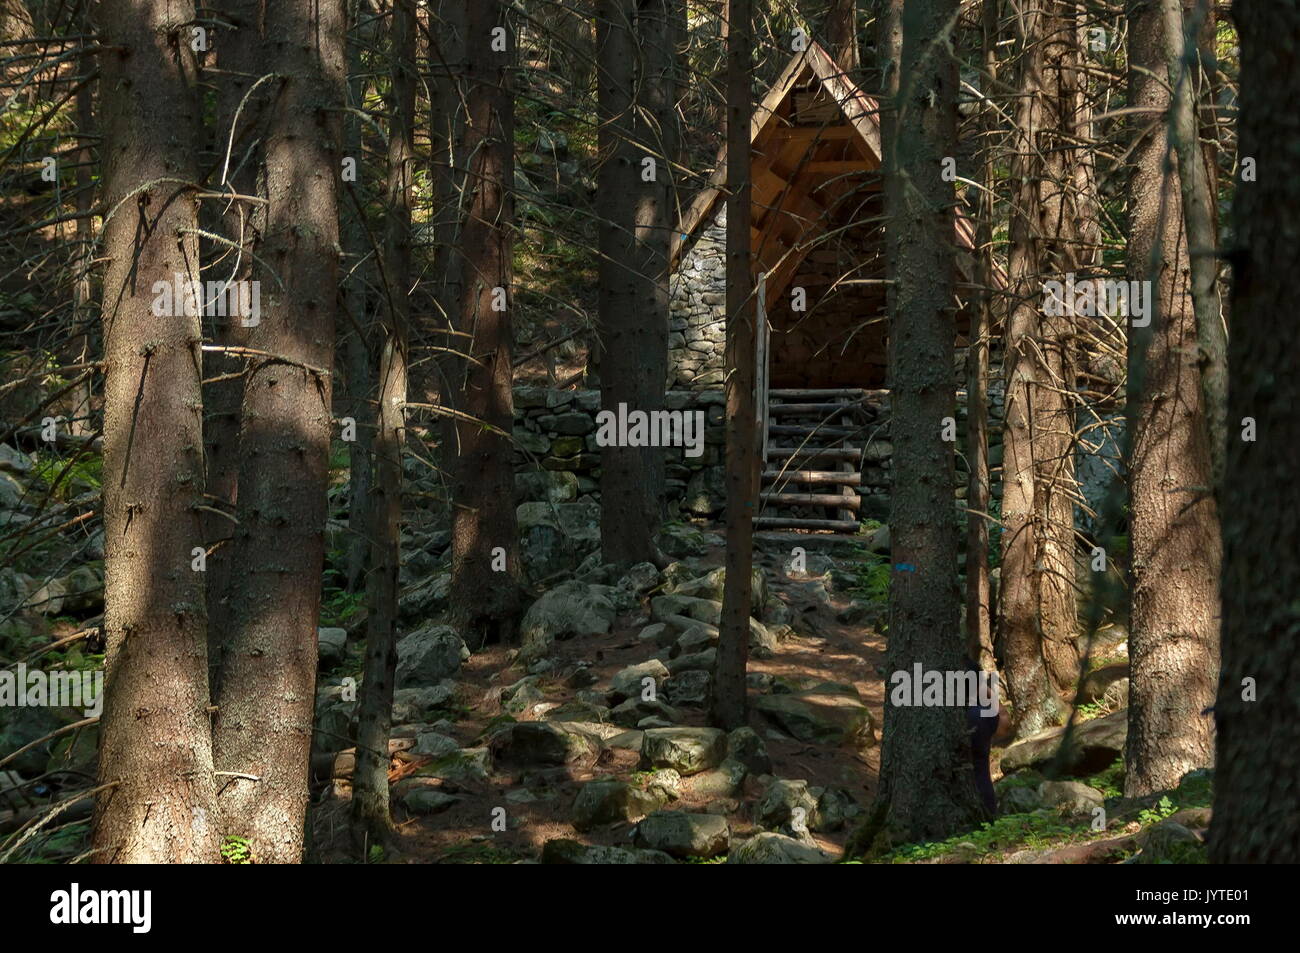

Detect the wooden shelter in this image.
[669,43,992,531]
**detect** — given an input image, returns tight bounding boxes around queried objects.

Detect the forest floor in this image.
[306,527,1213,866]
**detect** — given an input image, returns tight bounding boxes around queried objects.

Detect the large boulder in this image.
[391,682,456,723]
[691,758,748,798]
[410,747,492,791]
[398,573,450,621]
[634,811,730,858]
[317,627,348,667]
[1039,780,1105,818]
[395,624,468,688]
[571,779,667,831]
[665,669,712,708]
[519,581,617,663]
[754,688,875,748]
[492,721,601,766]
[640,727,727,776]
[756,778,821,832]
[999,709,1126,776]
[728,832,835,864]
[726,727,772,775]
[313,685,357,754]
[540,839,676,864]
[609,659,670,702]
[516,500,601,582]
[671,566,767,610]
[610,697,681,728]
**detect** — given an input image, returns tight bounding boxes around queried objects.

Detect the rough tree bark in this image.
[998,0,1079,736]
[823,0,860,73]
[596,0,656,569]
[341,0,375,595]
[633,0,681,553]
[212,0,345,864]
[965,0,998,671]
[91,0,220,864]
[352,0,415,848]
[867,0,983,846]
[1163,0,1226,493]
[446,0,524,645]
[711,0,756,732]
[1207,0,1300,863]
[1123,0,1222,798]
[205,0,267,692]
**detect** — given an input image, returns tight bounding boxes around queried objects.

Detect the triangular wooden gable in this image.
[672,42,988,308]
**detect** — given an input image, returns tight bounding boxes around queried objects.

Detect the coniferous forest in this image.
[0,0,1295,909]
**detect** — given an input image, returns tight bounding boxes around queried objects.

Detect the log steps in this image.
[757,388,874,533]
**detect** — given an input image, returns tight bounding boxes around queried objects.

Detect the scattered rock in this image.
[1000,709,1126,776]
[757,778,820,832]
[1079,662,1129,705]
[609,659,670,702]
[617,562,661,595]
[1136,820,1204,863]
[395,624,468,688]
[640,727,727,776]
[865,523,890,554]
[500,675,548,715]
[540,839,676,864]
[692,758,747,798]
[1038,780,1104,817]
[728,832,834,864]
[412,730,459,759]
[492,721,600,766]
[754,688,875,748]
[634,810,730,858]
[665,669,712,708]
[610,696,680,728]
[400,787,461,815]
[726,727,772,776]
[317,627,347,667]
[518,581,617,662]
[571,779,667,831]
[544,700,612,723]
[413,747,492,791]
[391,682,456,723]
[999,784,1045,814]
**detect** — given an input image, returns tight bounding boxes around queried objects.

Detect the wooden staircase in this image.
[754,387,882,533]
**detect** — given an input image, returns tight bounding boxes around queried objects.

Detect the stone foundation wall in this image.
[513,385,1016,524]
[513,387,728,514]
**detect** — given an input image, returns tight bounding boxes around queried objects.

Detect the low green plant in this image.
[220,835,253,865]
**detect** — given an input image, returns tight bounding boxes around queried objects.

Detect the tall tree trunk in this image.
[875,0,903,332]
[212,0,345,864]
[965,0,998,671]
[447,0,524,645]
[711,0,755,732]
[91,0,219,864]
[341,0,375,595]
[429,0,468,412]
[1123,0,1222,798]
[68,16,95,440]
[824,0,860,73]
[596,0,656,569]
[206,0,267,693]
[998,0,1082,735]
[634,0,681,553]
[870,0,981,845]
[1208,0,1300,863]
[352,0,416,848]
[1164,0,1226,492]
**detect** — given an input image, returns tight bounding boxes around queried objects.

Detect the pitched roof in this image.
[672,41,996,300]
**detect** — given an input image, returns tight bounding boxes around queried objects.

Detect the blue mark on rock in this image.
[894,563,916,573]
